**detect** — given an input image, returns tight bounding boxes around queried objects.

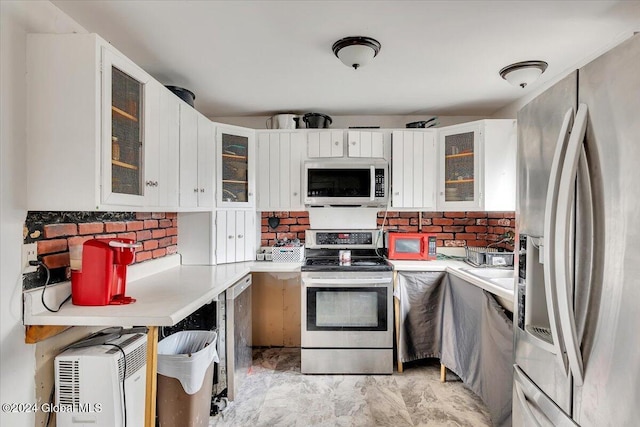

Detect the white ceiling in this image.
[52,0,640,118]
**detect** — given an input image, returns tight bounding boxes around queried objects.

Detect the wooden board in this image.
[251,272,301,347]
[25,325,71,343]
[145,326,158,427]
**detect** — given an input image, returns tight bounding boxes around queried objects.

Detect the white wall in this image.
[211,114,486,129]
[0,2,86,425]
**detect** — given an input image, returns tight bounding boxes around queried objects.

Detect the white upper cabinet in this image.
[145,82,180,208]
[307,131,344,158]
[437,120,516,211]
[217,124,256,208]
[179,105,215,209]
[391,130,437,209]
[27,34,158,211]
[256,132,305,211]
[347,131,385,158]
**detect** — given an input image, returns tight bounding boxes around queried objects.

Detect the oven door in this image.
[301,273,393,348]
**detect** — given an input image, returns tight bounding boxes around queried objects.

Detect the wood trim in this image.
[145,326,158,427]
[112,159,139,170]
[393,271,403,373]
[25,325,71,343]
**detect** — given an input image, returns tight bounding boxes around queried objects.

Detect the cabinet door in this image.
[216,210,236,264]
[438,123,482,210]
[179,104,199,207]
[101,48,151,206]
[157,87,180,207]
[391,131,437,209]
[307,131,343,157]
[257,132,304,211]
[347,131,384,158]
[197,114,215,207]
[217,126,255,207]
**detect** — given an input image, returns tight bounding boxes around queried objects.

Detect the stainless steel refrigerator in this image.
[513,33,640,426]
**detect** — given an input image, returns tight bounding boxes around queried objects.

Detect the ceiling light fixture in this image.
[499,60,548,88]
[332,36,381,70]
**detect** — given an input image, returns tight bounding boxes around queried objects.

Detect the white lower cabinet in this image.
[256,132,304,211]
[391,130,437,209]
[216,210,257,264]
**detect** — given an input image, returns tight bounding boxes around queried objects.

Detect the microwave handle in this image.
[370,166,375,201]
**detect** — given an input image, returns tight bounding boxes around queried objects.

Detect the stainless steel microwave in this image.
[303,159,389,207]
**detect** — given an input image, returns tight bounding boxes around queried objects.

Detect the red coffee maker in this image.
[71,238,141,306]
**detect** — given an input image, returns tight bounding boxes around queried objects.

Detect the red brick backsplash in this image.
[260,210,515,249]
[260,211,310,247]
[25,212,178,286]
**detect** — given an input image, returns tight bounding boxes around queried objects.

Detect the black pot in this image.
[165,86,196,107]
[303,113,332,128]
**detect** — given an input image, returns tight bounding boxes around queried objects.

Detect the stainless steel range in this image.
[301,229,393,374]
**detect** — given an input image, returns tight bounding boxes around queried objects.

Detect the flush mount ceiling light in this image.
[499,60,548,88]
[332,36,381,70]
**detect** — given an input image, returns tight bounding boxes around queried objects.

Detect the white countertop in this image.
[23,254,513,327]
[23,255,302,327]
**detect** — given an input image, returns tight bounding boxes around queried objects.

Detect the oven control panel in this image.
[305,229,383,249]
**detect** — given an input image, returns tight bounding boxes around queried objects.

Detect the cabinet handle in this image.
[237,234,244,239]
[394,192,400,196]
[194,188,198,193]
[200,188,205,193]
[146,181,154,187]
[154,181,159,187]
[228,235,234,239]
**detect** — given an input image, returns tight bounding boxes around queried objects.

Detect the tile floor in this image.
[209,348,492,427]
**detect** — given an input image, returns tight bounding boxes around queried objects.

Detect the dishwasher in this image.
[219,274,252,402]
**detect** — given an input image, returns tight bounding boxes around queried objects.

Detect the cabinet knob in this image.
[351,141,356,145]
[334,141,339,145]
[248,192,253,196]
[194,188,198,193]
[237,234,244,239]
[293,192,298,196]
[146,181,154,187]
[394,192,400,196]
[153,181,159,187]
[228,235,234,239]
[200,188,205,193]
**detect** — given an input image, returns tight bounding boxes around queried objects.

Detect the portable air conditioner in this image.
[55,333,147,427]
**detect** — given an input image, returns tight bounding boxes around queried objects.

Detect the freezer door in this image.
[517,72,577,237]
[571,33,640,426]
[513,365,577,427]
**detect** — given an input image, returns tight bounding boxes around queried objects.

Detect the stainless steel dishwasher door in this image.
[225,274,252,401]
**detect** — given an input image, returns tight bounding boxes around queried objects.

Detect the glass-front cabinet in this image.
[438,123,482,210]
[101,48,151,205]
[217,125,255,207]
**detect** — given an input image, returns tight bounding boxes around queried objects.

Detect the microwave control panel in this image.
[375,168,385,197]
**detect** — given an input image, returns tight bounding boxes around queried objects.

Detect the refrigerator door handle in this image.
[542,108,573,370]
[554,103,588,386]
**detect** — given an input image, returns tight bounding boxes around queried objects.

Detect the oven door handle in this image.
[303,278,392,286]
